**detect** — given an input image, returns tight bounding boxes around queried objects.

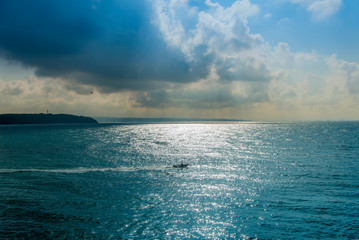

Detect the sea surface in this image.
[0,121,358,239]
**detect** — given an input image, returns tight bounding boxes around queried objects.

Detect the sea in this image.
[0,120,358,239]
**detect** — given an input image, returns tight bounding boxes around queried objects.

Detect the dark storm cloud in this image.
[0,1,97,58]
[0,0,209,92]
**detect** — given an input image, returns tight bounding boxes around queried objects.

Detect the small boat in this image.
[173,163,188,168]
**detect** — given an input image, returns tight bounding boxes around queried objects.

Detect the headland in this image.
[0,113,98,125]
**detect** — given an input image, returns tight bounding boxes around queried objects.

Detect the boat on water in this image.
[173,163,189,168]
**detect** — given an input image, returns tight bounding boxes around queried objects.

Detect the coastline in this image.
[0,113,98,125]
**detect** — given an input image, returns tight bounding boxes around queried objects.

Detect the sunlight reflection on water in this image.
[1,122,359,239]
[92,123,272,238]
[97,123,280,238]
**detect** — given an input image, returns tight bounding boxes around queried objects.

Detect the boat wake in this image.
[0,166,172,174]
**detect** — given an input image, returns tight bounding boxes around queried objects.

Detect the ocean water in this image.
[0,121,358,239]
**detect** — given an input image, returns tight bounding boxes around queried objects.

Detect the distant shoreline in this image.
[94,117,250,124]
[0,113,98,125]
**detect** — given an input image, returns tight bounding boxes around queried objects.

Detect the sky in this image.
[0,0,359,120]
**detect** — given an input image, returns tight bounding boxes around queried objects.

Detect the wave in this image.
[0,166,172,174]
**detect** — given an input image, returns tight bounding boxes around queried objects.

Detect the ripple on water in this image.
[0,122,359,238]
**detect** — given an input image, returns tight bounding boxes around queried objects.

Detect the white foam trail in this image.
[0,166,171,174]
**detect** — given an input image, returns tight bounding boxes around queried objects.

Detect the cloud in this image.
[152,0,273,83]
[264,13,272,19]
[124,0,274,109]
[0,74,131,116]
[307,0,342,20]
[263,49,359,120]
[0,0,274,100]
[1,0,358,120]
[131,64,270,111]
[325,54,359,95]
[0,0,205,93]
[0,83,23,96]
[273,42,318,67]
[290,0,342,20]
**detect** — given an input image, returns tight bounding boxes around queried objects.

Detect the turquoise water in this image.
[0,122,358,239]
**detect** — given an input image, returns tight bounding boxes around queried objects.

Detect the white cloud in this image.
[273,42,318,67]
[152,0,273,84]
[325,54,359,95]
[307,0,342,20]
[145,0,359,120]
[264,13,272,19]
[290,0,342,20]
[263,50,359,120]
